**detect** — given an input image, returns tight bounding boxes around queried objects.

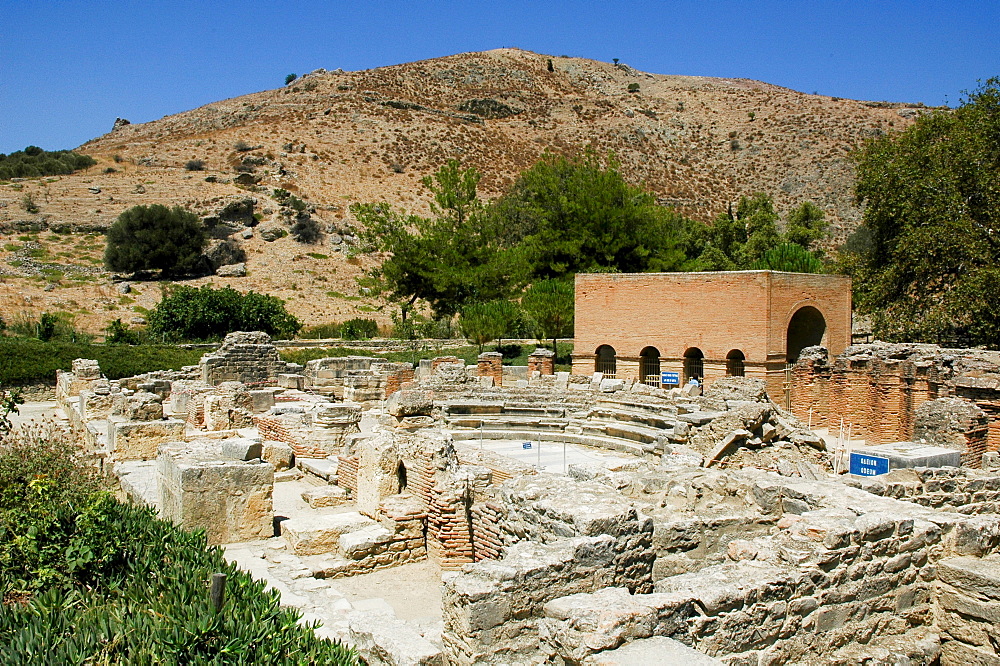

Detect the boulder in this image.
[216,262,247,278]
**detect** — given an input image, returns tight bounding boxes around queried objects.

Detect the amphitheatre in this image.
[24,268,1000,664]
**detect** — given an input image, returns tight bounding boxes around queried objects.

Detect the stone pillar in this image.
[528,348,555,376]
[477,352,503,387]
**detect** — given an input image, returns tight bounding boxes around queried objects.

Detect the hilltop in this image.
[0,49,926,334]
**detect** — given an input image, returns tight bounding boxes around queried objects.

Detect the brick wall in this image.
[477,352,503,387]
[573,271,851,386]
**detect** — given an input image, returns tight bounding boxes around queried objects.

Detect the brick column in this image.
[527,348,555,375]
[477,352,503,387]
[431,356,460,370]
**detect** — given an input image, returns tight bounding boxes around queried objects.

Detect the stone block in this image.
[262,440,294,471]
[281,512,376,555]
[937,555,1000,601]
[158,444,274,545]
[340,524,393,559]
[222,437,263,461]
[277,373,305,389]
[348,609,445,666]
[248,388,279,413]
[386,389,434,418]
[582,636,723,665]
[301,485,349,508]
[851,442,961,472]
[108,417,186,462]
[600,378,625,393]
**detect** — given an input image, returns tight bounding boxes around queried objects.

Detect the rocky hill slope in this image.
[0,49,926,335]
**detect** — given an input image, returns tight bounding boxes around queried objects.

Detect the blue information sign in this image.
[522,442,532,449]
[849,452,890,476]
[661,371,680,386]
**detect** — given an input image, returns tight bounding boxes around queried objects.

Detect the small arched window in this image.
[726,349,746,377]
[595,345,617,378]
[640,347,661,386]
[683,348,704,383]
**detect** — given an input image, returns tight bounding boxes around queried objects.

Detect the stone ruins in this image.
[51,331,1000,665]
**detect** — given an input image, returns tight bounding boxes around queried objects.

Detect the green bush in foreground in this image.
[0,424,357,664]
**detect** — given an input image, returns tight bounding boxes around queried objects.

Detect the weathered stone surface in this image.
[582,636,723,665]
[348,609,446,665]
[262,440,294,471]
[301,485,349,508]
[108,417,186,461]
[387,389,434,418]
[281,512,376,555]
[158,443,274,545]
[221,437,263,461]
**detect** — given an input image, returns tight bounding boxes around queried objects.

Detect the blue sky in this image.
[1,1,997,154]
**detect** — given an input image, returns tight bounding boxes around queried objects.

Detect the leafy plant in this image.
[627,83,640,93]
[147,285,301,341]
[20,193,39,214]
[184,159,205,171]
[290,216,321,243]
[520,279,574,357]
[285,73,298,85]
[339,317,379,340]
[104,204,208,278]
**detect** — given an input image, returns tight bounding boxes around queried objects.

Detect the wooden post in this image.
[210,573,227,613]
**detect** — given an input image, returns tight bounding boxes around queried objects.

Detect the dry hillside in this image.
[0,48,926,335]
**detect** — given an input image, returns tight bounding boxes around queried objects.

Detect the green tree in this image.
[285,73,298,85]
[354,160,525,319]
[147,285,300,341]
[490,150,687,279]
[459,300,522,352]
[104,205,207,277]
[851,77,1000,346]
[520,279,575,358]
[750,243,824,273]
[784,201,828,251]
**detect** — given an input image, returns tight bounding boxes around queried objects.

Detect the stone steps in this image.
[449,428,650,457]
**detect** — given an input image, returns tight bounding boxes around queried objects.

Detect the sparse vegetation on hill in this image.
[0,49,926,336]
[0,146,96,181]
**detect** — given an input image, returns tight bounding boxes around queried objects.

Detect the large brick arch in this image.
[786,304,827,363]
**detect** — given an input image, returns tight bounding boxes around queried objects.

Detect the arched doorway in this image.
[786,306,827,363]
[683,348,704,383]
[640,347,661,386]
[595,345,617,378]
[726,349,746,377]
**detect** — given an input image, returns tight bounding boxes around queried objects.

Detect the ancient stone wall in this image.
[199,331,294,386]
[791,344,1000,463]
[477,352,502,387]
[935,555,1000,664]
[847,467,1000,514]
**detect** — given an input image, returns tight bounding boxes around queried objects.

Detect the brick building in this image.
[572,271,852,398]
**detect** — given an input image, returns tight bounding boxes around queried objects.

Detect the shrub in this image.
[0,429,357,664]
[233,140,252,152]
[627,82,640,93]
[285,73,298,85]
[339,317,379,340]
[290,216,321,243]
[104,204,208,277]
[0,147,96,181]
[20,193,39,214]
[147,285,301,341]
[104,318,140,345]
[37,313,57,341]
[184,159,205,171]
